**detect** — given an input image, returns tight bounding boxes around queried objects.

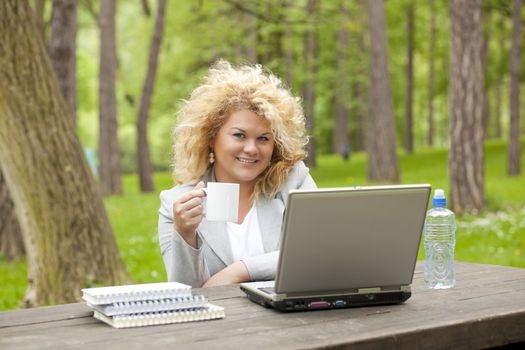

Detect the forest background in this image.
[0,0,524,309]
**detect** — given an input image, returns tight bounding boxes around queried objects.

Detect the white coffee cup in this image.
[202,182,239,222]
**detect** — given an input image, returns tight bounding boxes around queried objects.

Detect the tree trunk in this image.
[494,78,503,140]
[233,11,244,63]
[141,0,151,17]
[481,30,489,141]
[333,1,350,157]
[0,170,25,260]
[508,0,522,176]
[448,0,485,214]
[404,1,414,154]
[245,12,258,64]
[284,19,294,89]
[270,1,285,78]
[353,13,367,153]
[137,0,166,193]
[353,77,366,152]
[32,0,47,42]
[427,0,436,147]
[49,0,78,127]
[255,12,265,65]
[260,2,273,65]
[494,11,505,140]
[98,0,122,195]
[0,0,128,306]
[366,0,400,183]
[302,0,318,168]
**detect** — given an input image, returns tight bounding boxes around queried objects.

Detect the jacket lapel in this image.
[198,220,233,266]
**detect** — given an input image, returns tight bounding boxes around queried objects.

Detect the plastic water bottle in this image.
[424,189,456,289]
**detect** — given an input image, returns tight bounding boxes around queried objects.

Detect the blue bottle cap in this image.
[432,189,446,207]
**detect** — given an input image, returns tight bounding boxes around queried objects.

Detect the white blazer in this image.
[158,161,317,287]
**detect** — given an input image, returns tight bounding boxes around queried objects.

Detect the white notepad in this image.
[93,303,226,328]
[88,295,208,316]
[81,282,192,305]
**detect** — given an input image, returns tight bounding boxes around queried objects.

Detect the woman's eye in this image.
[233,133,245,139]
[258,136,270,142]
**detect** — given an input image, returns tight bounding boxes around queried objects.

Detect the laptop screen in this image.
[275,185,431,294]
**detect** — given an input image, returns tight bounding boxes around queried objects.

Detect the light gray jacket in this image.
[158,161,316,287]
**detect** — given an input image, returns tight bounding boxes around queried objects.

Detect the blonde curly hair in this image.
[172,60,308,199]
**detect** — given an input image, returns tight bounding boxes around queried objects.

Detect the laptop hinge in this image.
[358,287,381,293]
[272,285,412,301]
[359,285,411,293]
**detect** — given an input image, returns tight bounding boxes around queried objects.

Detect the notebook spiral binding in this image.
[93,304,225,329]
[81,282,192,305]
[88,295,209,316]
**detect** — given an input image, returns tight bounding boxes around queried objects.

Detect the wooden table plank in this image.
[1,262,524,350]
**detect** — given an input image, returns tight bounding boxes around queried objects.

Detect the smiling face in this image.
[211,109,275,188]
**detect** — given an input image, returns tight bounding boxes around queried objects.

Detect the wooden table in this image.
[1,262,524,349]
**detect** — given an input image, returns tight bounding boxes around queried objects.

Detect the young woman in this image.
[158,60,316,287]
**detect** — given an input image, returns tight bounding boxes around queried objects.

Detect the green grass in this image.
[310,140,525,210]
[0,257,26,310]
[1,140,524,310]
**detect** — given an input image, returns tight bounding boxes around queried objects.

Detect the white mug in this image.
[202,182,239,222]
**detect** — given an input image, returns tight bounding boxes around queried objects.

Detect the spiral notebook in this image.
[82,282,225,328]
[82,281,192,305]
[93,304,225,329]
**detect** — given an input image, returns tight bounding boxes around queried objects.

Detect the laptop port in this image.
[333,300,346,307]
[309,301,330,309]
[293,301,307,309]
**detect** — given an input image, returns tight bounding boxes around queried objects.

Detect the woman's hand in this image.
[202,261,250,288]
[173,181,206,248]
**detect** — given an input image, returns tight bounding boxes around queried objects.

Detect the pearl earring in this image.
[209,151,215,164]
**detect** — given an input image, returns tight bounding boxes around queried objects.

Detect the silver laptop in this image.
[240,184,431,311]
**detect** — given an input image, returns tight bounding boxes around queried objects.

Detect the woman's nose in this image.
[243,139,257,154]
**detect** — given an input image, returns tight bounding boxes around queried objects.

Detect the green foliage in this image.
[73,0,519,171]
[384,0,451,148]
[1,141,523,310]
